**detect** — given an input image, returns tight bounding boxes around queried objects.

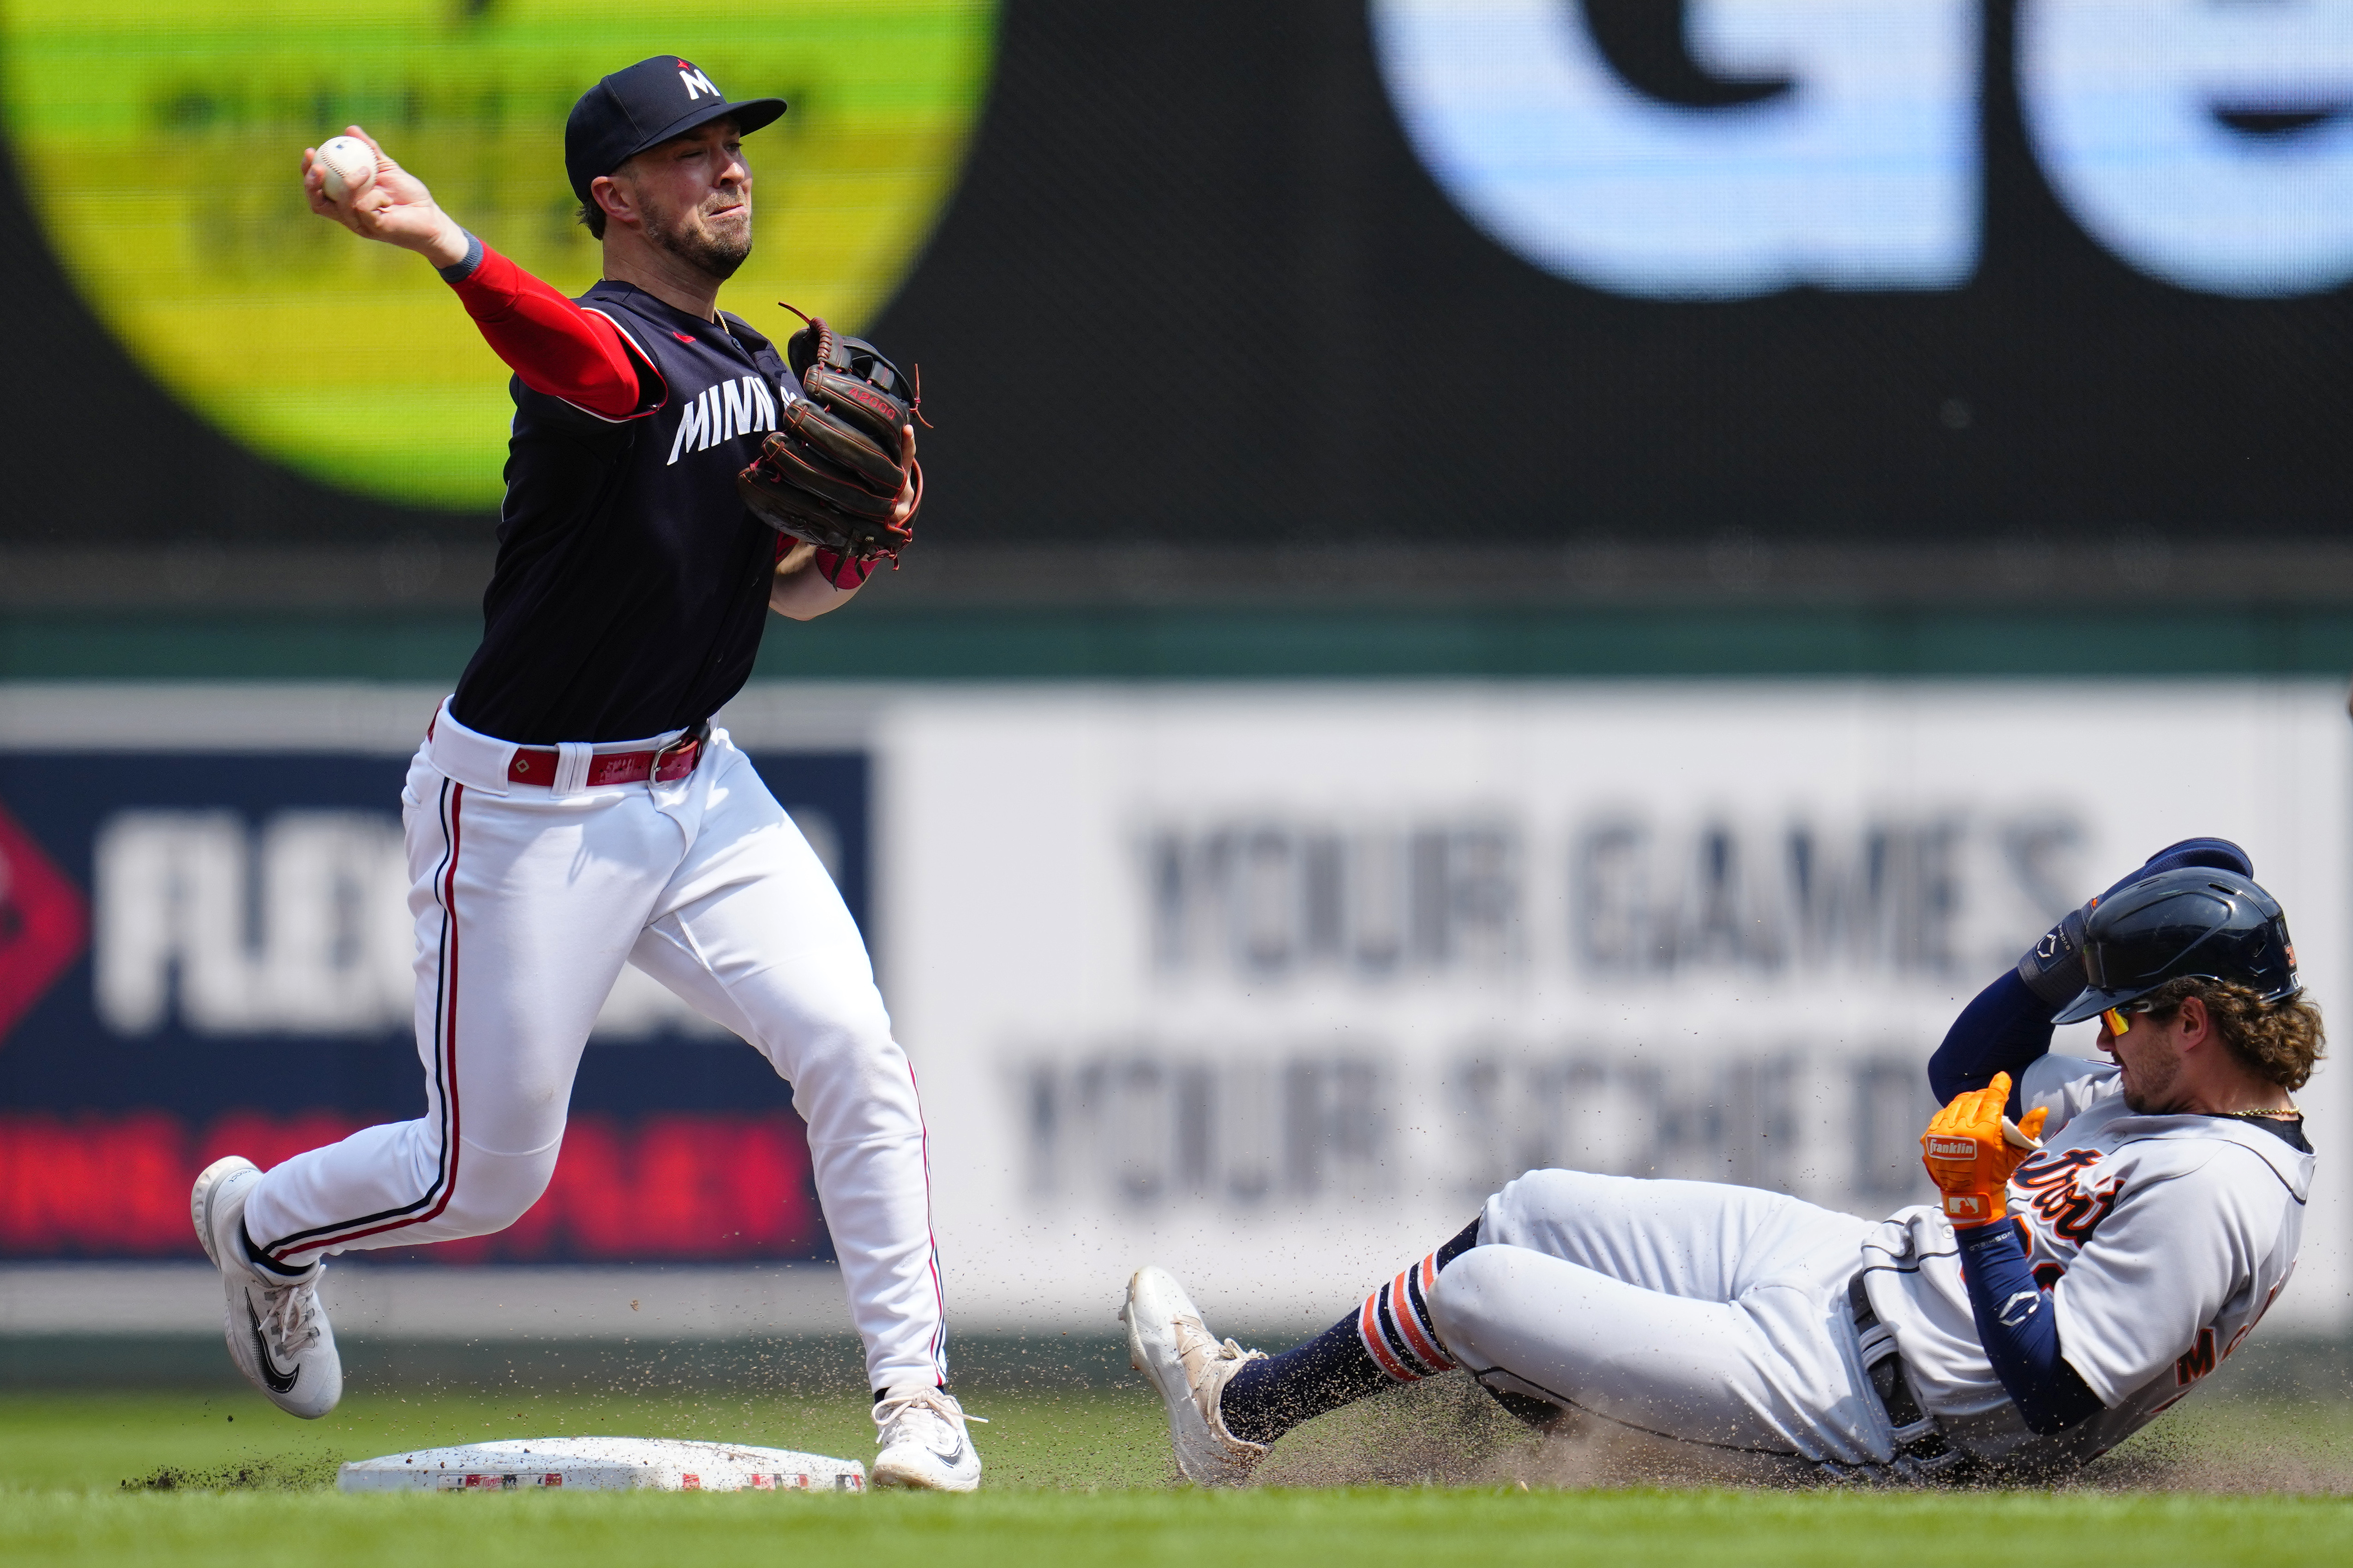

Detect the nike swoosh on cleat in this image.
[926,1438,967,1467]
[246,1299,300,1394]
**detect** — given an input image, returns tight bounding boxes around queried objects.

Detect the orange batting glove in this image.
[1920,1072,2048,1227]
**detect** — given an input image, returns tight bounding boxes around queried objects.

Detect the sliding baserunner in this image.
[1126,841,2317,1484]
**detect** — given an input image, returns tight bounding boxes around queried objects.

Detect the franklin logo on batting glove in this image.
[1920,1072,2048,1229]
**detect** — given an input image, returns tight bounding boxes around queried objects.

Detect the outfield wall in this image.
[878,682,2351,1334]
[2,679,2346,1341]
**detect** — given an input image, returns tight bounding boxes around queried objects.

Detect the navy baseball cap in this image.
[565,56,786,206]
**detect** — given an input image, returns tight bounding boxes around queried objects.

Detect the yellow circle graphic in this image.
[3,1,999,507]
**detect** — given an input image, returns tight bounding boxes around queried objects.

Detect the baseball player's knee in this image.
[435,1143,561,1238]
[757,997,915,1125]
[1425,1243,1530,1364]
[798,1002,898,1069]
[738,958,899,1072]
[1483,1167,1615,1245]
[801,971,897,1049]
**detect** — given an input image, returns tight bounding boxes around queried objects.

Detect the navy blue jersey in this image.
[450,280,802,744]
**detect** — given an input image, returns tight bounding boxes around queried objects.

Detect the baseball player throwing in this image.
[1124,839,2318,1483]
[185,56,981,1490]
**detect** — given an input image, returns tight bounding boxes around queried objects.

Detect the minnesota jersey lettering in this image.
[668,374,784,465]
[457,281,804,744]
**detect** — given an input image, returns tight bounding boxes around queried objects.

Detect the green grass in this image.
[0,1388,1170,1495]
[4,1386,2352,1567]
[5,1488,2351,1568]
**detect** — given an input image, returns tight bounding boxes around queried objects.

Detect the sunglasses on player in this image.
[2100,998,2177,1036]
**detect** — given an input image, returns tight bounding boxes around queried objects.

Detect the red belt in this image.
[505,733,703,787]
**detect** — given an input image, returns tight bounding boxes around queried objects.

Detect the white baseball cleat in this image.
[871,1383,984,1491]
[190,1156,342,1420]
[1121,1265,1268,1487]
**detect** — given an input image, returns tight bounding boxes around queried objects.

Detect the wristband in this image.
[437,231,486,285]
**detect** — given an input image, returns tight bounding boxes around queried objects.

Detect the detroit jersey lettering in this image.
[1861,1053,2310,1469]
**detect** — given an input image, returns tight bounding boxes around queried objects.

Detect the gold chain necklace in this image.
[2212,1106,2302,1121]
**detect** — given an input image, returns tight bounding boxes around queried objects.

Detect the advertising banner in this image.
[0,690,868,1266]
[0,0,996,507]
[6,4,2350,553]
[876,683,2351,1331]
[5,681,2346,1340]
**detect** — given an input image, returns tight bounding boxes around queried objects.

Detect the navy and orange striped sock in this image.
[1219,1219,1479,1447]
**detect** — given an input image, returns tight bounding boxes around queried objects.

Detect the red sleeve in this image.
[447,245,649,421]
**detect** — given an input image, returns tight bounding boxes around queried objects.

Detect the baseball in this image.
[316,136,377,202]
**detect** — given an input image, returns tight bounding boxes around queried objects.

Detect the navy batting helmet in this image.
[2051,867,2300,1025]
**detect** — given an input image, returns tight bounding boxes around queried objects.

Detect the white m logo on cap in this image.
[679,66,718,101]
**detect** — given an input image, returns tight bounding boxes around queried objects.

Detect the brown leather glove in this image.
[738,310,922,587]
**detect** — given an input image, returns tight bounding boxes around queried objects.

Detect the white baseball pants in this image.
[1429,1170,1892,1467]
[240,702,946,1392]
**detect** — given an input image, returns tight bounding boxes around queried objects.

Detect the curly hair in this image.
[2144,975,2326,1091]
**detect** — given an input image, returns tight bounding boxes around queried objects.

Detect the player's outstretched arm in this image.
[300,126,469,269]
[302,126,644,421]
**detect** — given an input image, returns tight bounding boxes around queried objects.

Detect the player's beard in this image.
[647,197,752,282]
[2117,1029,2185,1113]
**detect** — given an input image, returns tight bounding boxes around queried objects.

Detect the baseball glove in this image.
[738,307,923,587]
